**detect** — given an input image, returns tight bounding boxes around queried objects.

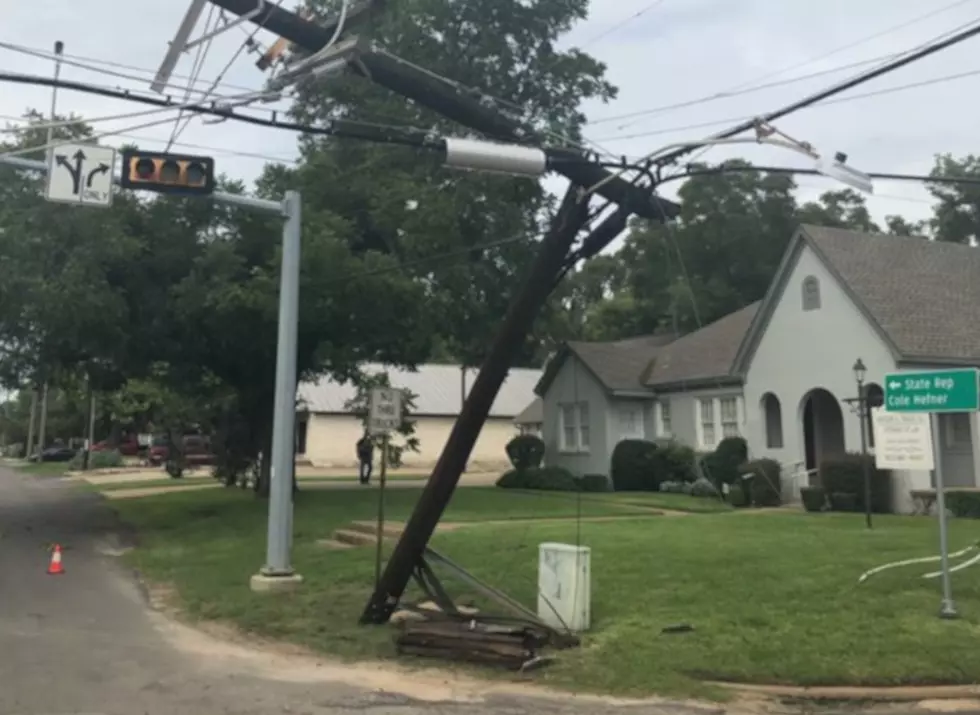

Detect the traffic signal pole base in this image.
[939,600,960,620]
[249,570,304,593]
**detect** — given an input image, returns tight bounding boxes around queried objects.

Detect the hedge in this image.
[610,439,659,491]
[69,448,123,471]
[496,466,610,492]
[818,453,892,513]
[946,490,980,518]
[701,436,748,486]
[742,458,782,506]
[505,434,545,470]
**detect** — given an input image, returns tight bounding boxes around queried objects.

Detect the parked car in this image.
[148,434,215,468]
[92,435,140,457]
[39,445,78,462]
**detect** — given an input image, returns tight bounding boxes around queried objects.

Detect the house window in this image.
[802,275,821,311]
[945,413,972,448]
[656,400,672,437]
[559,402,590,452]
[699,398,716,448]
[618,405,645,440]
[761,393,784,449]
[719,397,740,438]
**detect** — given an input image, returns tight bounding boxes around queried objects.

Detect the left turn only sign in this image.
[45,143,116,208]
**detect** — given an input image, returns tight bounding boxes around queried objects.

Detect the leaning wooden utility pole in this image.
[198,0,679,625]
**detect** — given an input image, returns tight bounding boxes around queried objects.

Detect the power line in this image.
[593,64,980,143]
[573,0,669,50]
[653,17,980,168]
[588,0,980,130]
[0,71,440,149]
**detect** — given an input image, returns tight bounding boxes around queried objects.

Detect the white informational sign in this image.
[45,143,116,208]
[871,408,935,471]
[368,387,403,435]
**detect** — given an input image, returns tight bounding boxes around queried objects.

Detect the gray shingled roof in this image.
[643,303,760,388]
[803,225,980,361]
[299,363,541,417]
[567,334,677,392]
[515,398,543,424]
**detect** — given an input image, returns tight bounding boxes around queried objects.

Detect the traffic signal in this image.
[119,150,215,196]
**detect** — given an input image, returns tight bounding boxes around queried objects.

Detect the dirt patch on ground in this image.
[101,483,220,499]
[140,580,726,710]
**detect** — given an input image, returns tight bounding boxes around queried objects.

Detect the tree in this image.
[284,0,617,368]
[798,189,880,232]
[927,154,980,244]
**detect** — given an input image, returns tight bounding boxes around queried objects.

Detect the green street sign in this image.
[884,368,980,413]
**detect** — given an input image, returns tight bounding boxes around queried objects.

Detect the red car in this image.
[92,435,140,456]
[148,434,215,467]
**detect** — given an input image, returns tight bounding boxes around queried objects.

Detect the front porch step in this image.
[348,520,405,539]
[315,538,353,550]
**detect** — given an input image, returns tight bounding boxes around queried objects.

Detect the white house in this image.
[535,224,980,513]
[296,363,541,469]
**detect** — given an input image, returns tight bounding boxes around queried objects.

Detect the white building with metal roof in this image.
[296,363,541,469]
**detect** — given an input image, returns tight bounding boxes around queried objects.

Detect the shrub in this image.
[690,476,721,498]
[946,490,980,519]
[701,436,748,486]
[505,434,545,470]
[801,486,826,513]
[579,473,612,492]
[495,466,579,492]
[659,480,693,495]
[496,469,525,489]
[819,453,892,513]
[830,492,858,512]
[654,441,698,483]
[728,481,748,507]
[610,439,660,491]
[69,449,122,471]
[742,458,782,507]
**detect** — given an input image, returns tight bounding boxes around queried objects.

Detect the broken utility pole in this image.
[200,0,679,625]
[202,0,668,219]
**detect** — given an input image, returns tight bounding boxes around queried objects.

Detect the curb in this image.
[712,681,980,702]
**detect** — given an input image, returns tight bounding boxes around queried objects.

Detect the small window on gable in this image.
[802,276,821,311]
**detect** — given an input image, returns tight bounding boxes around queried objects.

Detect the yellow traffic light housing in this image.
[119,150,215,196]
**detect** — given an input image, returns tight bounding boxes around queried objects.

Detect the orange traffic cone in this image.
[47,544,65,575]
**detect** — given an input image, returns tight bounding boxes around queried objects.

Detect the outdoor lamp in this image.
[853,358,867,385]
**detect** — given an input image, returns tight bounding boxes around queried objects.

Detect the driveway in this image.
[0,466,727,715]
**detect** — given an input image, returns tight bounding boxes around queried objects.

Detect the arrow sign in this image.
[888,381,901,389]
[55,149,85,195]
[86,163,110,188]
[45,143,116,209]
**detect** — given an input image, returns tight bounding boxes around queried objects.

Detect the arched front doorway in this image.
[800,388,846,471]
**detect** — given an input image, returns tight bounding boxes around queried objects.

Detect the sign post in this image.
[884,369,973,619]
[368,387,402,588]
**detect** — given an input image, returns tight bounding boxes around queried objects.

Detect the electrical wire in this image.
[574,0,669,51]
[169,0,292,147]
[0,40,256,100]
[0,112,206,162]
[166,4,220,151]
[597,61,980,144]
[590,0,980,130]
[0,72,438,149]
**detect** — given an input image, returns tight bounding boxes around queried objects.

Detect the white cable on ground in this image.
[857,541,980,584]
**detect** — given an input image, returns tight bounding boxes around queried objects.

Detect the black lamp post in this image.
[844,358,873,529]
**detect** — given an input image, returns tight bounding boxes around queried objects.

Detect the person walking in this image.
[356,432,374,485]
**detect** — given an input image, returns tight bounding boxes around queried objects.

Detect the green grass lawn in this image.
[11,461,72,477]
[112,487,980,699]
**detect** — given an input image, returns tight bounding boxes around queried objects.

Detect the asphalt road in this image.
[0,465,726,715]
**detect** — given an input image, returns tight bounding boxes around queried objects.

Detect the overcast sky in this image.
[2,0,978,227]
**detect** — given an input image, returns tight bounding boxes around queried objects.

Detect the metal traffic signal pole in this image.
[0,152,304,591]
